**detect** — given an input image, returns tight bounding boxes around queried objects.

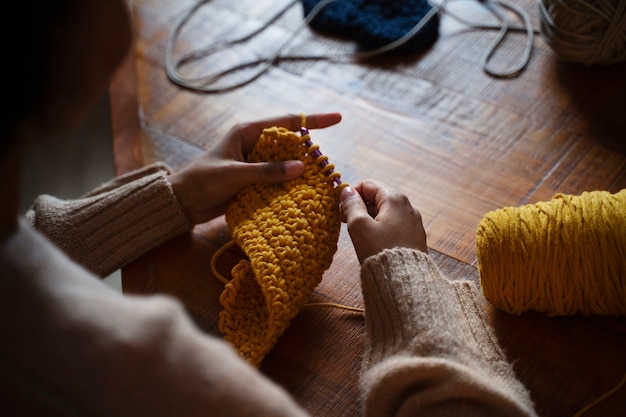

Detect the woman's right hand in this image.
[340,180,427,263]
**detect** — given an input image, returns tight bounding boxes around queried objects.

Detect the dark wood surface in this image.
[109,1,626,415]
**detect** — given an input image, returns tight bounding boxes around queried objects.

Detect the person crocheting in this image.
[0,0,538,416]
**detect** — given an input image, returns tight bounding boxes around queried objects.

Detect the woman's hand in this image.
[340,179,427,263]
[169,113,342,224]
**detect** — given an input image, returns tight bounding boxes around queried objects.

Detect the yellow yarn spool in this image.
[217,122,344,366]
[538,0,626,65]
[476,189,626,316]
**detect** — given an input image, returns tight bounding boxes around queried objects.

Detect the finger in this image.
[237,160,305,185]
[358,179,412,221]
[300,112,343,130]
[356,179,388,208]
[253,112,342,132]
[340,186,371,224]
[238,113,342,152]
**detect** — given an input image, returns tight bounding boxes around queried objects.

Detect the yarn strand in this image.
[573,371,626,417]
[165,0,540,92]
[303,302,364,313]
[210,239,238,285]
[478,0,536,78]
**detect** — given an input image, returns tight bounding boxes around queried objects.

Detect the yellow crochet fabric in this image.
[217,123,344,366]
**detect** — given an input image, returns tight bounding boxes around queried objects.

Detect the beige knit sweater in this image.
[0,163,537,416]
[360,249,537,416]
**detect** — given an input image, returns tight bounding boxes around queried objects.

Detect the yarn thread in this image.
[165,0,541,92]
[216,117,347,366]
[573,372,626,416]
[538,0,626,66]
[476,189,626,316]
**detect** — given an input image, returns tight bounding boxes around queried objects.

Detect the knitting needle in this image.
[300,127,342,187]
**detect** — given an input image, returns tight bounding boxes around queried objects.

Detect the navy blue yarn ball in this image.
[300,0,439,53]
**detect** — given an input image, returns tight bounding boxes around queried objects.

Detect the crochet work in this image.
[218,125,343,366]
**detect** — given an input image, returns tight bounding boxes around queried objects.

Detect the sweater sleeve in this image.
[0,220,310,417]
[359,248,537,417]
[25,163,193,277]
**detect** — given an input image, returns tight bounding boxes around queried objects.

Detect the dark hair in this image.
[1,1,79,154]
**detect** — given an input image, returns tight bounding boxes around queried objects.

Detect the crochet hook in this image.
[300,127,342,187]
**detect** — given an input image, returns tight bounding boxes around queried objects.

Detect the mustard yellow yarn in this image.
[218,124,344,366]
[476,189,626,316]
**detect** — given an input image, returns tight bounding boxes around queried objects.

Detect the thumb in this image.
[339,186,369,223]
[246,160,305,183]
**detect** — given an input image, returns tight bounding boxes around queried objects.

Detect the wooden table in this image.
[110,0,626,415]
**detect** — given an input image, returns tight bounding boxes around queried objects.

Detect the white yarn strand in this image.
[479,0,535,78]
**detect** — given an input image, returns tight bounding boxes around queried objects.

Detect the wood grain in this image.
[110,0,626,415]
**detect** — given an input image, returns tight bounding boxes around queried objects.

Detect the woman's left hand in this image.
[169,113,342,224]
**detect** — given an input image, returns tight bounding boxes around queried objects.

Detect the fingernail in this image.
[340,186,356,201]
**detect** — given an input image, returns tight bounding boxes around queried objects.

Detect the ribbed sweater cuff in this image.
[360,248,460,366]
[26,164,192,277]
[360,247,536,414]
